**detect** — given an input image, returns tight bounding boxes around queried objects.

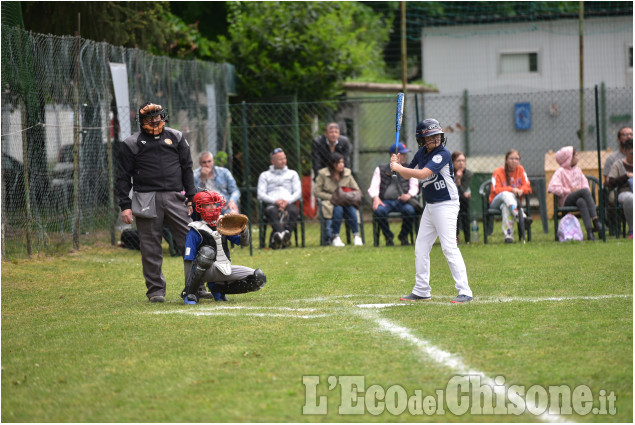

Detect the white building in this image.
[421,15,633,95]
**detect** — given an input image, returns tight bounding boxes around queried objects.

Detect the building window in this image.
[499,52,539,74]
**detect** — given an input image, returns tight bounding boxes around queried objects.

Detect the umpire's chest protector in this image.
[122,128,186,191]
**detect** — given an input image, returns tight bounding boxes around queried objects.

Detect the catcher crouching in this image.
[181,190,266,305]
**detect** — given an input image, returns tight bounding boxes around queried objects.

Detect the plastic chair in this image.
[478,181,532,244]
[603,185,627,238]
[371,193,423,247]
[258,200,305,248]
[552,175,603,241]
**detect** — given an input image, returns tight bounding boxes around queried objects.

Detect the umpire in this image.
[116,102,201,302]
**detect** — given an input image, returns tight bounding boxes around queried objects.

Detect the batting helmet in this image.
[416,119,446,148]
[194,191,225,225]
[137,102,168,136]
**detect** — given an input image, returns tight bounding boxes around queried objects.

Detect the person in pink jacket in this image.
[547,146,603,240]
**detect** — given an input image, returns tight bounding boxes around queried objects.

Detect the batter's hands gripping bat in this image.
[392,92,405,180]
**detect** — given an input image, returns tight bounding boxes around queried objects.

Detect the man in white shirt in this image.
[257,148,302,249]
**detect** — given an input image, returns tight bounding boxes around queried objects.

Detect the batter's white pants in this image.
[411,201,472,298]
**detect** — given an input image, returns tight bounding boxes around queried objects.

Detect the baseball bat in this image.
[392,92,405,179]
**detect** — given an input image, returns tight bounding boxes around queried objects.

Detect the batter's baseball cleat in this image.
[504,237,514,244]
[451,294,473,303]
[149,295,165,303]
[400,293,432,301]
[184,294,198,305]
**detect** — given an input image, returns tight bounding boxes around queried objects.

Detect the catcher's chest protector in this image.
[191,222,232,275]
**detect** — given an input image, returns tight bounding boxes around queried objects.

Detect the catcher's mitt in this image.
[217,213,249,236]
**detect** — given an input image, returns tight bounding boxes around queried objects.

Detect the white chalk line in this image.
[357,308,571,423]
[181,311,331,319]
[152,305,329,319]
[150,293,628,420]
[356,293,632,308]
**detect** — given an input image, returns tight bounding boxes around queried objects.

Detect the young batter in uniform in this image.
[390,119,473,303]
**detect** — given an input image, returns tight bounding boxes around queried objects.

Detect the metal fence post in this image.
[600,82,607,150]
[464,89,470,157]
[292,94,301,176]
[20,103,32,257]
[595,85,606,242]
[241,101,253,256]
[72,20,81,251]
[104,45,116,246]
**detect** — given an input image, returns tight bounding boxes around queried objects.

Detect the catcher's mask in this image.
[416,118,446,150]
[137,102,168,136]
[194,191,225,225]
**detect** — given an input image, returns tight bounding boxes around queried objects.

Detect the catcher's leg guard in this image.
[181,245,216,302]
[213,269,267,295]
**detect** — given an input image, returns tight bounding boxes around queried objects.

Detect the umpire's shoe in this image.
[400,293,431,301]
[149,295,165,303]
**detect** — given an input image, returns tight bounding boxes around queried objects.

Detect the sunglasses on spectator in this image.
[271,147,284,156]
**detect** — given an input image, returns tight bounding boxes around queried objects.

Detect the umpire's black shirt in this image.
[116,127,196,211]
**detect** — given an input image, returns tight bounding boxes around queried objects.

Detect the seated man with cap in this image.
[367,143,420,246]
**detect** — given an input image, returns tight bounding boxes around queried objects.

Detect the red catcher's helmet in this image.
[137,102,168,136]
[194,191,225,225]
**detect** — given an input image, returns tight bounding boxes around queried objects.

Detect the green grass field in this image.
[2,225,632,422]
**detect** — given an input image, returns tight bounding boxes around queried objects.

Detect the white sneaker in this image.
[331,236,345,247]
[353,235,363,246]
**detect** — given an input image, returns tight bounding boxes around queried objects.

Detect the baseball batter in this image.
[390,119,473,303]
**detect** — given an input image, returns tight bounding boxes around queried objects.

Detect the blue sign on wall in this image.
[514,102,531,130]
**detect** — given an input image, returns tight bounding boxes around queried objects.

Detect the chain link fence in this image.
[1,26,228,258]
[2,26,632,258]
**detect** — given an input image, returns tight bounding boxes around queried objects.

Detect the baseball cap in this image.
[389,143,410,154]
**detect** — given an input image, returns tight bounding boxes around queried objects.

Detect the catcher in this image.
[181,190,266,305]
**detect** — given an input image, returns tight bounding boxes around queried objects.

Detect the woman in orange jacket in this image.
[488,150,532,243]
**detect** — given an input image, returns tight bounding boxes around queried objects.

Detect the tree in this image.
[20,2,213,60]
[210,2,392,101]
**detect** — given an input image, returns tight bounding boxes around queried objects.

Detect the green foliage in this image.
[215,150,228,167]
[22,2,170,50]
[161,13,215,59]
[210,2,392,100]
[20,2,213,60]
